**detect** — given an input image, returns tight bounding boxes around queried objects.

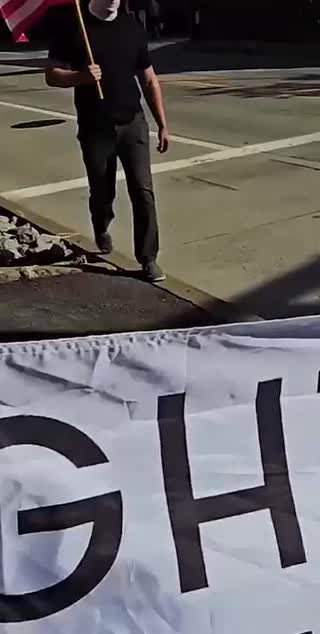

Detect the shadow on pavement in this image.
[11,119,66,129]
[2,40,320,76]
[151,40,320,75]
[2,254,320,338]
[229,256,320,320]
[0,271,217,342]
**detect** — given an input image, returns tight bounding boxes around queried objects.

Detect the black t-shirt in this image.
[48,10,151,127]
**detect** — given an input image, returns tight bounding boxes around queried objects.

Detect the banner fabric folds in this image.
[0,316,320,634]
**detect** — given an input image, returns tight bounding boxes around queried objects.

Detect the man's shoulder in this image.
[117,12,145,38]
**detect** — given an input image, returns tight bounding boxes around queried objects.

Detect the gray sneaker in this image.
[142,261,166,283]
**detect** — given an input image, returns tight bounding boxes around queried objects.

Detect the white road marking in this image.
[149,40,185,51]
[0,64,39,73]
[0,99,76,121]
[0,50,47,61]
[3,178,89,199]
[149,130,227,150]
[181,67,320,77]
[0,99,228,149]
[3,129,320,201]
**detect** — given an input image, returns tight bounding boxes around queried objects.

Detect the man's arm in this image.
[138,66,169,153]
[45,61,102,89]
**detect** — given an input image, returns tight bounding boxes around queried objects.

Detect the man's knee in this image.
[88,177,116,205]
[129,187,155,213]
[127,172,154,197]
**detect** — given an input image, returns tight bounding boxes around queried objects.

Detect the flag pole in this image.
[73,0,104,100]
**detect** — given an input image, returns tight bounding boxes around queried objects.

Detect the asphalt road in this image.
[2,44,320,319]
[0,271,217,341]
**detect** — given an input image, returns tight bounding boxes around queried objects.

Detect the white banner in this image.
[0,316,320,634]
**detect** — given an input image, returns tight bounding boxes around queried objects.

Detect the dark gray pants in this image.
[78,111,159,264]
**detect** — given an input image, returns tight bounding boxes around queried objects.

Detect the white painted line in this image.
[0,99,227,149]
[4,153,233,200]
[3,129,320,201]
[185,67,320,77]
[0,64,39,73]
[0,99,76,121]
[149,41,183,51]
[3,177,88,199]
[1,158,208,200]
[0,50,47,61]
[149,130,227,150]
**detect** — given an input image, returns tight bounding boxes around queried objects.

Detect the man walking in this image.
[46,0,169,283]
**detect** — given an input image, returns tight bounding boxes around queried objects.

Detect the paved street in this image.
[2,46,320,318]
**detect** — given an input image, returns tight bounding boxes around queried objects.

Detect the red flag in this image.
[0,0,70,40]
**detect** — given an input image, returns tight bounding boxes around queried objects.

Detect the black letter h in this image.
[158,380,306,593]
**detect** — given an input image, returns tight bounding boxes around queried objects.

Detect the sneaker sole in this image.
[146,274,166,283]
[98,246,113,254]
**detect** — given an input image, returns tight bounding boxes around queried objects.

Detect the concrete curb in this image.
[0,195,263,325]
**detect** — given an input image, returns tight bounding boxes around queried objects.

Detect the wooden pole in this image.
[74,0,104,100]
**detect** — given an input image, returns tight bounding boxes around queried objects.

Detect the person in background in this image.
[148,0,161,39]
[45,0,169,283]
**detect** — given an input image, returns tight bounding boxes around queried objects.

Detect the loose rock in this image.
[0,215,79,270]
[17,224,39,245]
[0,236,21,263]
